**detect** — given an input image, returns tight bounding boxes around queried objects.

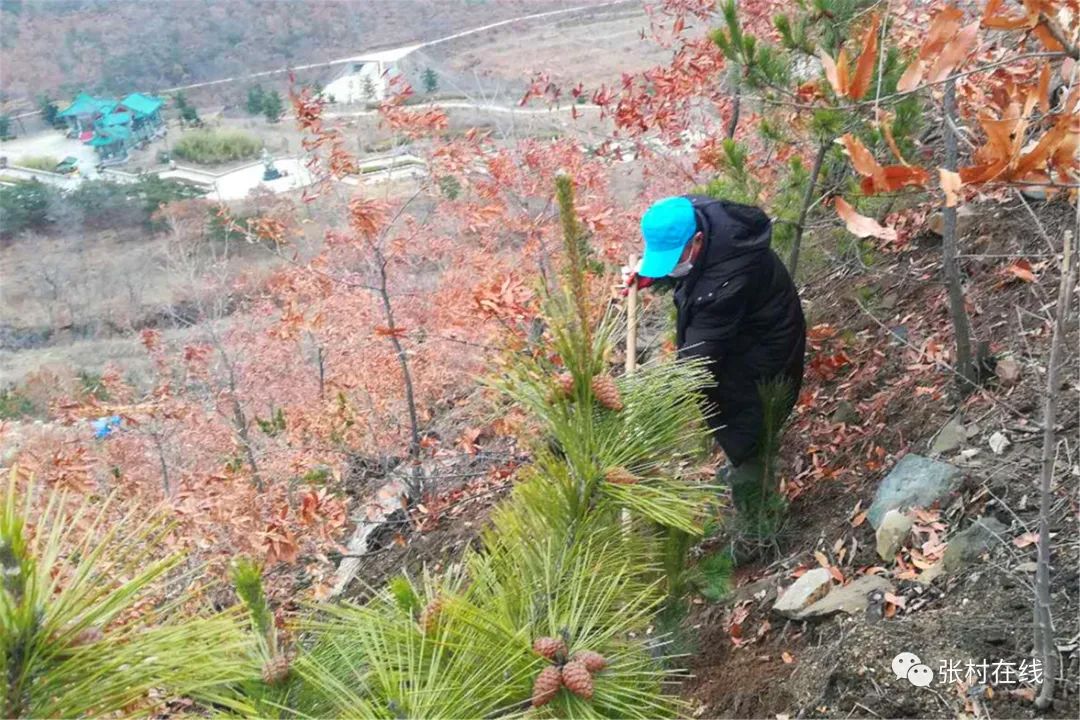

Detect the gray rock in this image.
[943,516,1008,572]
[797,575,894,618]
[868,454,960,528]
[876,509,914,561]
[929,415,965,456]
[773,567,833,618]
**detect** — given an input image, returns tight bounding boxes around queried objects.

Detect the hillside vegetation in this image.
[0,1,1078,718]
[0,0,569,102]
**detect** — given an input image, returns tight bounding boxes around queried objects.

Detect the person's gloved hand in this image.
[620,264,655,296]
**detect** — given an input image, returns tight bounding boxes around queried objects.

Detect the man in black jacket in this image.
[629,195,806,505]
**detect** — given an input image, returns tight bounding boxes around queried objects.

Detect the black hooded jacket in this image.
[673,195,806,465]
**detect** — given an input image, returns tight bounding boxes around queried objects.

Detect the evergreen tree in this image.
[0,115,11,138]
[37,95,59,127]
[214,176,720,718]
[361,75,377,102]
[422,67,439,94]
[262,90,284,123]
[173,92,200,124]
[0,470,253,717]
[246,84,265,115]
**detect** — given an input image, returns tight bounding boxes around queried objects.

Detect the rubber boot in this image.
[726,456,766,516]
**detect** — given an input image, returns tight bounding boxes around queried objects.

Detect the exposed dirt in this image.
[680,197,1079,718]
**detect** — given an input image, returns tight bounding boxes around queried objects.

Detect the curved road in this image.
[147,0,635,95]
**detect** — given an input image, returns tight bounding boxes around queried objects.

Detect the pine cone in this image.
[604,467,637,485]
[420,597,442,635]
[531,665,563,708]
[573,650,608,673]
[591,374,624,411]
[548,373,575,403]
[261,654,290,686]
[561,660,594,700]
[532,635,567,660]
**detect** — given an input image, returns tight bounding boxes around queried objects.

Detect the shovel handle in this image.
[625,254,638,375]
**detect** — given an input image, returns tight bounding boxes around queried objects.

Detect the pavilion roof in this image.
[119,93,164,117]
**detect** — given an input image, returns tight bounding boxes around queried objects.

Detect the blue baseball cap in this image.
[639,196,697,278]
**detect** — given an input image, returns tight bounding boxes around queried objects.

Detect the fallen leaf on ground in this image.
[940,169,962,207]
[1003,259,1036,283]
[835,197,898,241]
[1013,531,1039,548]
[884,592,907,609]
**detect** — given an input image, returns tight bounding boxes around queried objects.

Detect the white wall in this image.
[323,61,395,104]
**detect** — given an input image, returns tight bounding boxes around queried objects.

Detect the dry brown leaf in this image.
[835,197,898,241]
[781,651,795,664]
[1013,531,1039,548]
[1037,63,1052,113]
[982,0,1038,30]
[839,133,928,194]
[913,508,941,523]
[837,134,883,180]
[1051,118,1079,181]
[879,113,909,165]
[922,5,965,59]
[848,13,880,100]
[1004,259,1036,283]
[1032,22,1065,52]
[896,61,926,94]
[925,22,979,85]
[940,169,962,207]
[860,165,930,194]
[851,511,868,528]
[898,5,964,92]
[818,48,848,97]
[835,49,851,96]
[814,550,830,568]
[1013,117,1073,180]
[884,591,907,609]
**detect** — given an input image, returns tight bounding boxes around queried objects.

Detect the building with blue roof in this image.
[57,90,166,162]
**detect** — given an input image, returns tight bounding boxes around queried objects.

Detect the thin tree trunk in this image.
[941,78,976,390]
[153,431,170,495]
[726,67,741,140]
[231,394,261,490]
[725,0,741,140]
[787,140,828,280]
[316,344,325,399]
[215,337,262,489]
[1034,227,1076,708]
[375,256,423,499]
[726,92,741,139]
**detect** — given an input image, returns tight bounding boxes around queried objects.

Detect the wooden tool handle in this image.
[625,254,638,375]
